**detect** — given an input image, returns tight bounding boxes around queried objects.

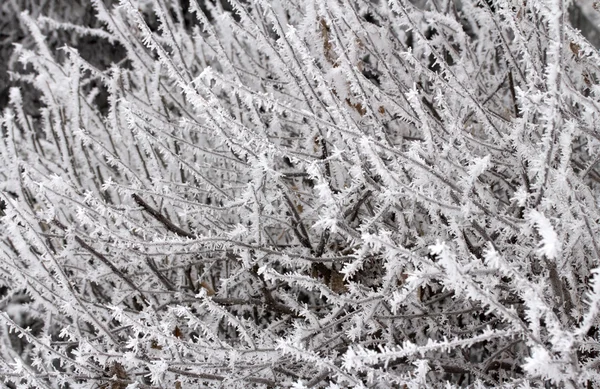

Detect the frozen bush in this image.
[1,0,600,387]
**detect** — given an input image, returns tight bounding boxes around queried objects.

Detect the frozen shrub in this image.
[1,0,600,387]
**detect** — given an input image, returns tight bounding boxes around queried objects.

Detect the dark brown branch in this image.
[282,190,312,250]
[307,370,330,387]
[73,235,149,305]
[344,190,372,222]
[167,367,276,386]
[508,71,520,117]
[146,257,176,291]
[131,194,195,239]
[51,219,147,305]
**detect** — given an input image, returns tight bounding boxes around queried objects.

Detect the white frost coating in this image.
[527,210,561,260]
[2,0,600,387]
